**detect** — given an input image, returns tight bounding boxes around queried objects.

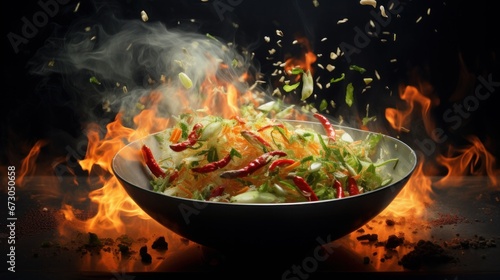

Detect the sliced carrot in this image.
[235,186,250,195]
[169,127,182,143]
[281,160,301,173]
[177,184,193,198]
[351,140,363,146]
[221,123,231,135]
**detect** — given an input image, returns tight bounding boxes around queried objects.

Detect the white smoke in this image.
[30,14,264,124]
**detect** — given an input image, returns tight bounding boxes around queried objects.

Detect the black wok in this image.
[112,120,417,257]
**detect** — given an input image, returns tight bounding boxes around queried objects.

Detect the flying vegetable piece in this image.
[319,99,328,112]
[220,151,287,179]
[178,72,193,89]
[283,82,300,92]
[349,65,366,73]
[169,123,203,152]
[301,69,314,101]
[89,76,101,85]
[345,82,354,107]
[330,73,345,83]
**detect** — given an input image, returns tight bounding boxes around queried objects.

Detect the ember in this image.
[429,213,468,227]
[444,235,497,250]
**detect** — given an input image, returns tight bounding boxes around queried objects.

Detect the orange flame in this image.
[59,107,170,236]
[380,82,500,219]
[12,33,499,272]
[284,36,317,76]
[434,135,499,188]
[16,139,47,186]
[341,80,500,269]
[198,68,259,117]
[384,160,434,218]
[53,57,267,240]
[381,84,442,219]
[385,83,439,135]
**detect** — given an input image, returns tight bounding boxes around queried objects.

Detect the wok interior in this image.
[114,120,416,195]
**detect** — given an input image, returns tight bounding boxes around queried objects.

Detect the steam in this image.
[30,16,263,124]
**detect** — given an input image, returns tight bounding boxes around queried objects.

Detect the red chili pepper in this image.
[168,169,179,183]
[241,130,272,151]
[220,150,287,179]
[141,144,166,178]
[313,113,336,142]
[191,153,231,173]
[333,179,344,198]
[288,175,319,201]
[141,144,178,182]
[347,177,360,196]
[208,185,226,199]
[169,123,203,152]
[231,115,246,125]
[268,158,296,172]
[257,123,285,132]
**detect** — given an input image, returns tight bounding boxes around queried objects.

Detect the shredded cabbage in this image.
[146,107,398,203]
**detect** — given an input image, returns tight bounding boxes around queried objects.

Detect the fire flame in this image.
[56,108,168,239]
[434,135,499,188]
[284,36,317,76]
[380,83,442,219]
[16,140,47,186]
[385,83,439,134]
[55,53,262,240]
[11,28,499,272]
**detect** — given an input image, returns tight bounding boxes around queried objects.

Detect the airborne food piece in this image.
[360,0,377,8]
[178,72,193,89]
[141,106,398,203]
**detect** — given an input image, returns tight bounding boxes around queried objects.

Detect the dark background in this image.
[2,0,499,171]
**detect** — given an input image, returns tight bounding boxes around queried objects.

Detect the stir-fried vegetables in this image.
[141,109,398,203]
